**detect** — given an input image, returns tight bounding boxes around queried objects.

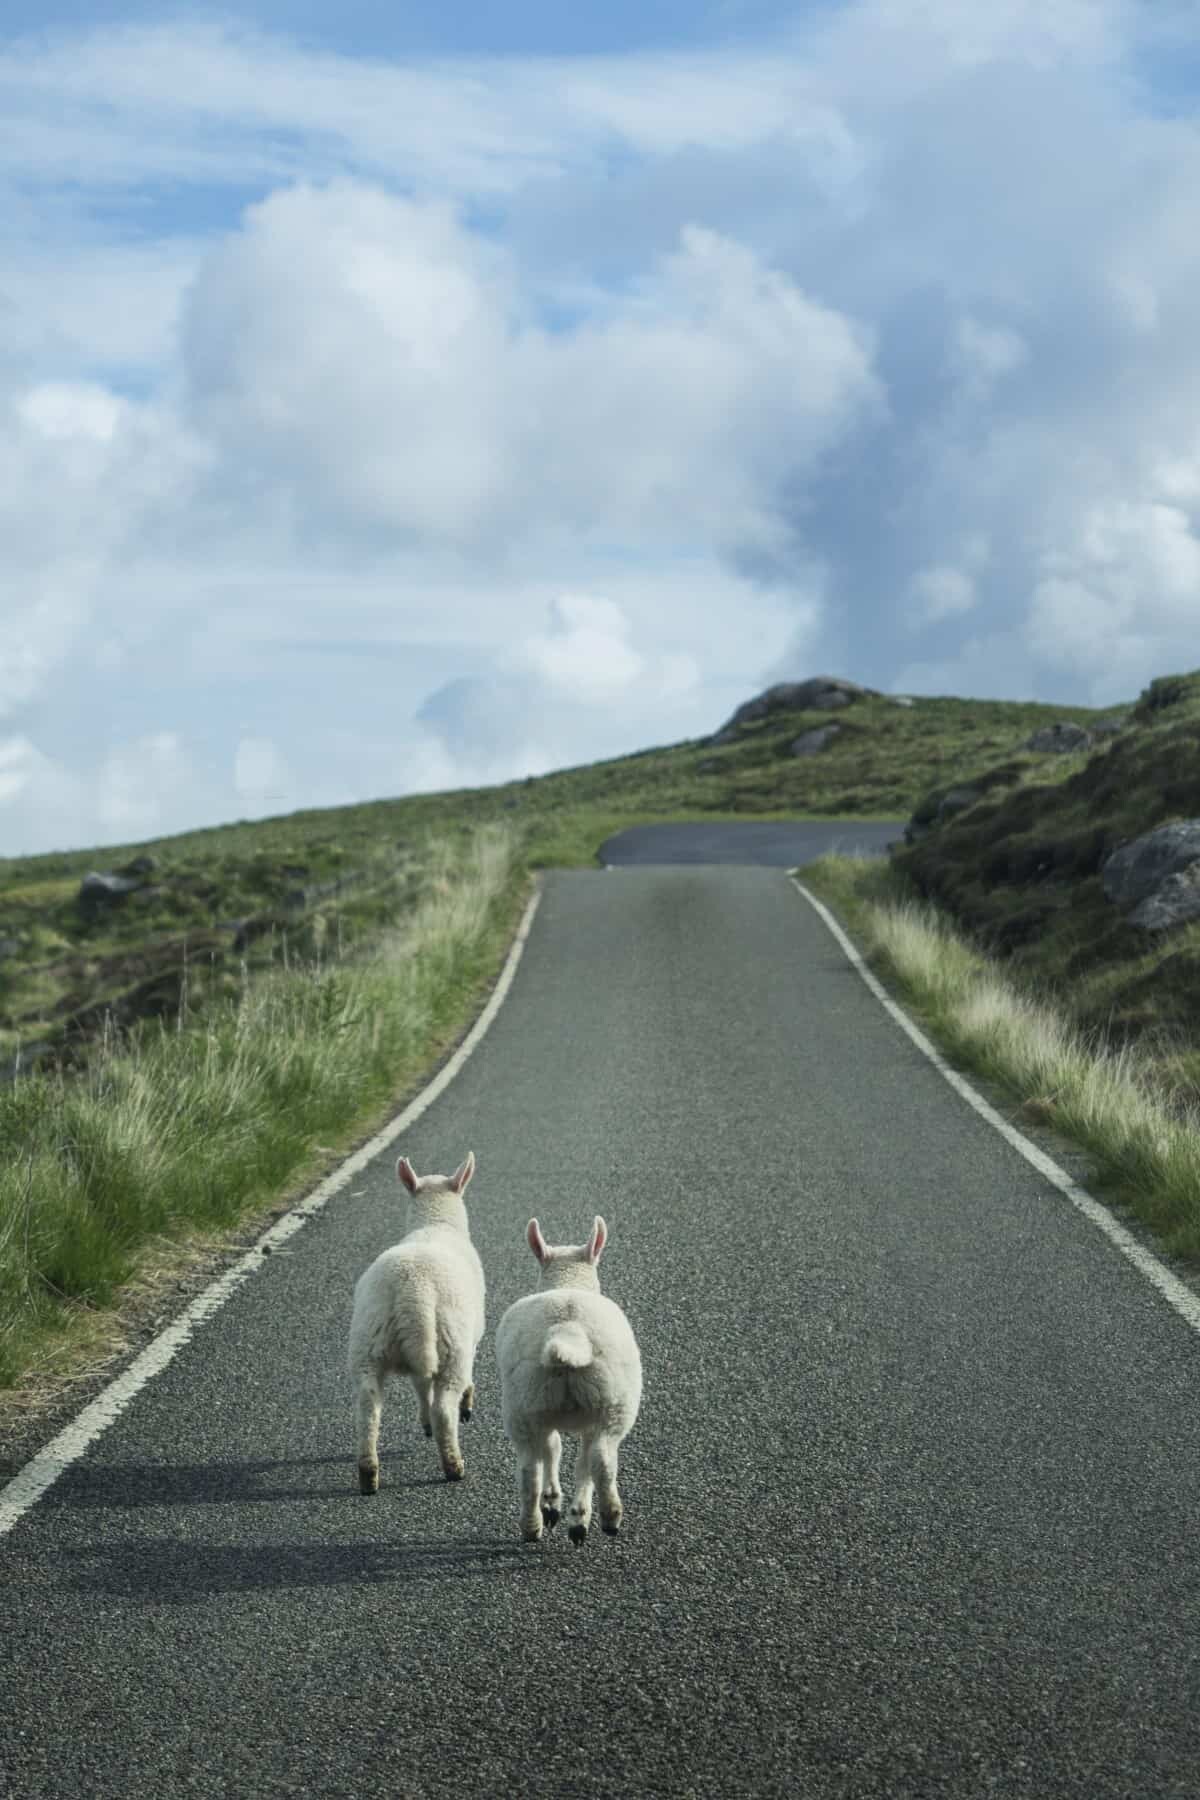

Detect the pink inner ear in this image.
[588,1216,608,1262]
[450,1151,475,1194]
[397,1156,418,1194]
[526,1219,547,1262]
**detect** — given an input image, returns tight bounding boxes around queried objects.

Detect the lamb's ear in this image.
[526,1218,548,1263]
[586,1215,607,1264]
[396,1155,419,1195]
[449,1151,475,1194]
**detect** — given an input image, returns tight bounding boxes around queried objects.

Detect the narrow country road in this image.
[3,850,1199,1797]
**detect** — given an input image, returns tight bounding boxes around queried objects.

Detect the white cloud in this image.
[3,1,1200,853]
[907,565,977,626]
[519,595,645,701]
[181,187,879,563]
[234,735,292,807]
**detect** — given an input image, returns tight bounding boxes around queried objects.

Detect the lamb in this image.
[495,1215,642,1546]
[347,1150,485,1494]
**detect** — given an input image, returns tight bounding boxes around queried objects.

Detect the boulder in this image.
[1091,714,1128,738]
[711,676,874,740]
[901,782,983,845]
[78,871,144,908]
[1025,722,1092,754]
[1101,821,1200,908]
[1129,864,1200,932]
[789,726,840,756]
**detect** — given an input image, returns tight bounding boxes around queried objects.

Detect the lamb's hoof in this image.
[522,1523,543,1542]
[442,1458,465,1482]
[568,1524,588,1547]
[358,1461,379,1496]
[601,1518,621,1537]
[541,1503,561,1530]
[459,1406,473,1424]
[422,1423,433,1439]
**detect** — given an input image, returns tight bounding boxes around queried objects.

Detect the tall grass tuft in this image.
[0,825,520,1390]
[812,868,1200,1262]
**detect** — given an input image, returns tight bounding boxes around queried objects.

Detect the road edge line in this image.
[0,884,544,1540]
[790,876,1200,1338]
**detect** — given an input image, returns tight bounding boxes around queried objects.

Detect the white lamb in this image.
[347,1151,485,1494]
[495,1215,642,1546]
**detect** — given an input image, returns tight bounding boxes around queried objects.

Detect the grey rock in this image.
[789,726,841,756]
[1025,722,1092,754]
[1,1040,56,1083]
[78,871,144,907]
[1129,864,1200,931]
[1091,714,1128,737]
[938,785,983,820]
[712,676,874,740]
[118,855,157,877]
[1102,820,1200,907]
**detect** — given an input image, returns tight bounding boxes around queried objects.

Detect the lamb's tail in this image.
[541,1322,593,1371]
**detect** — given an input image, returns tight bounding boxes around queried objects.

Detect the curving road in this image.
[3,861,1200,1798]
[599,818,901,865]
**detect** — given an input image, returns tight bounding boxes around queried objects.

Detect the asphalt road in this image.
[3,865,1200,1798]
[599,819,901,865]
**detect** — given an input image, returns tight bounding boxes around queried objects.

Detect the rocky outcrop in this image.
[711,677,874,742]
[1102,821,1200,930]
[1025,722,1092,754]
[903,783,985,843]
[789,726,841,757]
[1129,866,1200,932]
[78,871,146,910]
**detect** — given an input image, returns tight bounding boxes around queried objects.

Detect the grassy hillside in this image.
[0,684,1105,1075]
[2,668,1197,1403]
[892,671,1200,1100]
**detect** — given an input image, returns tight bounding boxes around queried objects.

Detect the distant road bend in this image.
[3,819,1200,1798]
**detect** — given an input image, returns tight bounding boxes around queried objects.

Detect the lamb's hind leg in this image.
[431,1382,465,1481]
[591,1434,624,1536]
[459,1381,475,1424]
[410,1374,433,1439]
[355,1367,384,1495]
[541,1431,563,1530]
[518,1450,545,1541]
[568,1432,596,1547]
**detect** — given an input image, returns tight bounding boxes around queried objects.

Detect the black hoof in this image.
[541,1504,561,1529]
[460,1408,473,1424]
[568,1524,587,1547]
[358,1467,379,1496]
[601,1519,621,1536]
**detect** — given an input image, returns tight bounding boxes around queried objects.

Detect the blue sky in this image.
[2,0,1200,853]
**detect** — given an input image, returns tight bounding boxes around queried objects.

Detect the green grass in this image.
[893,669,1200,1094]
[0,825,523,1393]
[1,685,1088,1072]
[4,663,1199,1399]
[803,854,1200,1264]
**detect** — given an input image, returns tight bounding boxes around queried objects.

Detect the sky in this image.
[3,0,1200,855]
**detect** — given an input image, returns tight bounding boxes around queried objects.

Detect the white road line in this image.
[0,886,543,1540]
[792,876,1200,1338]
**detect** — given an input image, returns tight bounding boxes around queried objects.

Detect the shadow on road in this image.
[38,1452,445,1510]
[56,1533,532,1599]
